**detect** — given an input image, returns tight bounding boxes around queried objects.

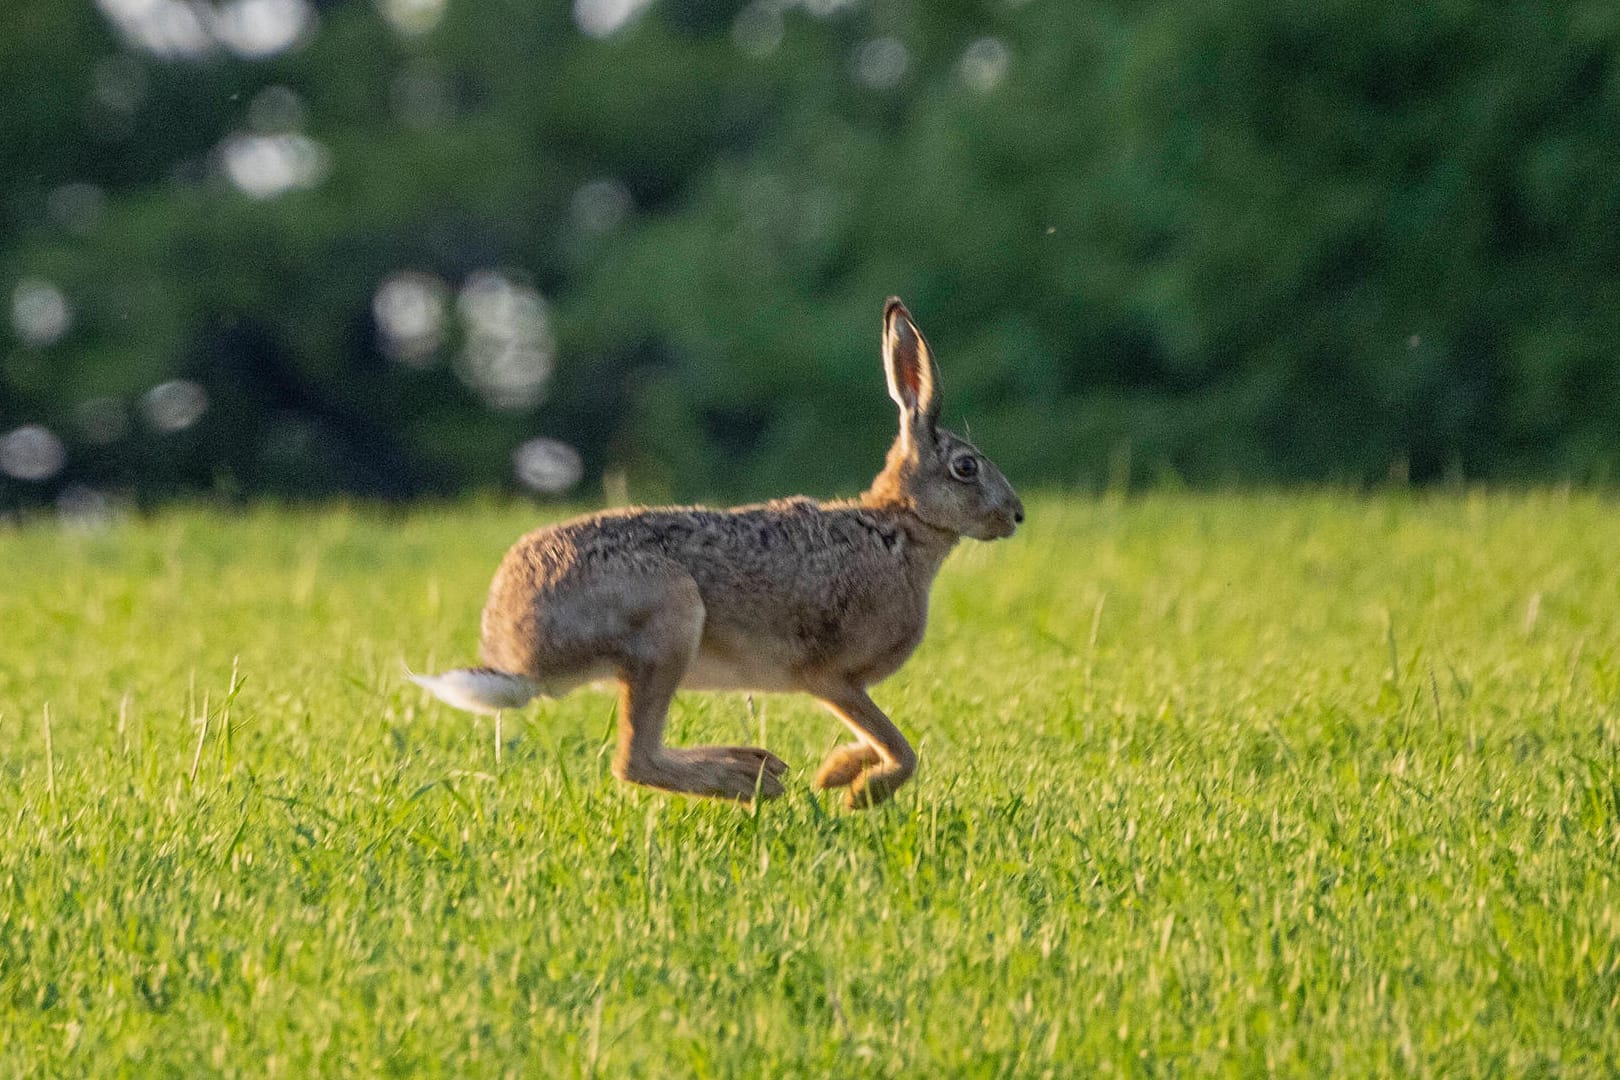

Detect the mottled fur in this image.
[414,298,1023,807]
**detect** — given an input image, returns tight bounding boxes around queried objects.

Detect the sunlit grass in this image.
[2,493,1618,1076]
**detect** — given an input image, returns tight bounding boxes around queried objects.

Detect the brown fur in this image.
[423,298,1023,808]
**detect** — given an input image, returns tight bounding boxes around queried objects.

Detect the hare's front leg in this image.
[814,742,881,790]
[611,572,786,801]
[815,689,916,809]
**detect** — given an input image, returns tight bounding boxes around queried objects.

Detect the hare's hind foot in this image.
[684,745,789,800]
[601,561,787,802]
[616,746,787,802]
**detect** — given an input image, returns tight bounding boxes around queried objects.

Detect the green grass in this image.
[2,493,1618,1077]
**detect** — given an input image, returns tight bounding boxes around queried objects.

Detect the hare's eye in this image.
[949,454,980,482]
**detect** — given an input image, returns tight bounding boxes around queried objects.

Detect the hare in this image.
[412,298,1023,808]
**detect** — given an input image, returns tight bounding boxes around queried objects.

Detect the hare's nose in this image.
[1013,507,1025,525]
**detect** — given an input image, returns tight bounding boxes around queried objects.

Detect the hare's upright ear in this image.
[882,297,942,442]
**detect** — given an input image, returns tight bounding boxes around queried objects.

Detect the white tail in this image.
[409,667,540,715]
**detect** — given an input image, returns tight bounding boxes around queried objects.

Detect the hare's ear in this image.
[882,297,942,439]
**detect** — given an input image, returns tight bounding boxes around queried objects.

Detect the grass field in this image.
[2,492,1618,1077]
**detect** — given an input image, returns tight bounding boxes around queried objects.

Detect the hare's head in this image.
[870,298,1024,541]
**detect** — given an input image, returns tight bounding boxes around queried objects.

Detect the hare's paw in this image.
[674,746,788,801]
[712,752,786,801]
[814,743,881,790]
[713,745,789,782]
[843,763,915,810]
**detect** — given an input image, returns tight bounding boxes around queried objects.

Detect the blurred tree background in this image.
[3,0,1619,514]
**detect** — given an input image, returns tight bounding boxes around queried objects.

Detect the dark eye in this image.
[948,454,979,482]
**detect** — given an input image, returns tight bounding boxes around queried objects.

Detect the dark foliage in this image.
[4,0,1619,510]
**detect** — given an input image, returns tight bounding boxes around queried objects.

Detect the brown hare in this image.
[413,298,1023,808]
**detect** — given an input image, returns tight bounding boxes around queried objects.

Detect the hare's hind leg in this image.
[612,570,787,802]
[815,689,915,809]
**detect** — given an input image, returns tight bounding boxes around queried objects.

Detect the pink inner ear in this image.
[893,320,923,400]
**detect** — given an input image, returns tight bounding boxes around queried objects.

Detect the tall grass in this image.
[2,493,1617,1076]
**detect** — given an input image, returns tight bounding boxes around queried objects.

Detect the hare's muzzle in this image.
[983,497,1024,539]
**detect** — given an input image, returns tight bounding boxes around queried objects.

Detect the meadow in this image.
[1,493,1617,1077]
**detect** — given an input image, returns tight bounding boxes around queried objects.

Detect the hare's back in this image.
[481,500,927,690]
[649,500,930,689]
